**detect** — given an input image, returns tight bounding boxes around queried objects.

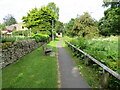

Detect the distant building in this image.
[6,25,16,31]
[6,22,28,31]
[56,33,62,37]
[2,22,28,35]
[14,22,28,31]
[1,29,12,35]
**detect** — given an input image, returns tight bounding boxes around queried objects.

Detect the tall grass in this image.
[66,36,120,88]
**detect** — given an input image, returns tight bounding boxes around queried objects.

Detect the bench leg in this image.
[44,51,51,56]
[44,52,47,56]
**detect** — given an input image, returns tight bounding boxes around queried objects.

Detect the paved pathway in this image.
[57,39,90,88]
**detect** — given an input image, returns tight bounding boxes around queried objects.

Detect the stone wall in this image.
[0,39,44,69]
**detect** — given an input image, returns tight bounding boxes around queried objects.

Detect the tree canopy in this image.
[0,23,6,30]
[64,18,75,36]
[98,0,120,36]
[55,21,64,33]
[22,2,59,35]
[3,14,17,26]
[65,12,99,38]
[47,2,59,20]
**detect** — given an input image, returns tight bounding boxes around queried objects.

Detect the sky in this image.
[0,0,108,23]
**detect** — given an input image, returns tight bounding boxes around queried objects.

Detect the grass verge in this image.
[2,38,61,88]
[62,39,101,88]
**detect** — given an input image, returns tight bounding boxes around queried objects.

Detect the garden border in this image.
[65,41,120,87]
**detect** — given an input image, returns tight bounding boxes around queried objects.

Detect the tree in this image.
[0,23,6,30]
[72,12,99,38]
[55,21,64,33]
[64,18,75,36]
[98,0,120,36]
[103,0,120,8]
[3,14,17,26]
[47,2,59,20]
[22,2,59,35]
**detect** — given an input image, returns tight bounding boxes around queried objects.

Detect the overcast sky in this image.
[0,0,107,23]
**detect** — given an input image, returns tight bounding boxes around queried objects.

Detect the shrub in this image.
[0,36,26,43]
[1,37,16,43]
[40,31,51,36]
[32,34,49,42]
[69,36,119,88]
[13,30,30,36]
[70,36,88,49]
[13,30,22,36]
[0,42,12,49]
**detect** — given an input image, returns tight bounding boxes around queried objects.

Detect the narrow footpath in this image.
[57,39,90,88]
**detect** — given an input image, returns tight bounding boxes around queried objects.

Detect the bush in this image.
[13,30,22,36]
[22,30,29,36]
[13,30,30,36]
[1,37,16,43]
[40,31,51,36]
[69,36,120,88]
[0,42,12,49]
[70,36,88,49]
[32,34,49,42]
[0,37,26,43]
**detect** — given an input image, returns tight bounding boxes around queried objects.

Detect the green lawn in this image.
[2,38,61,88]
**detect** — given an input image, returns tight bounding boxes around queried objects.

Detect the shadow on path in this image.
[57,39,90,88]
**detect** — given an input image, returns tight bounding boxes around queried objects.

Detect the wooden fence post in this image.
[70,45,72,50]
[71,47,75,52]
[67,43,70,47]
[65,41,120,82]
[84,55,89,65]
[101,68,109,88]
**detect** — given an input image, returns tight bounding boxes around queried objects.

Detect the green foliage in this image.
[2,38,60,88]
[13,30,31,36]
[64,18,75,36]
[63,40,101,88]
[64,13,99,38]
[0,42,12,49]
[98,1,120,36]
[47,2,59,20]
[55,21,64,33]
[31,27,51,35]
[85,40,118,71]
[72,12,99,38]
[70,36,88,49]
[40,31,51,36]
[22,2,59,35]
[69,36,120,88]
[103,0,120,8]
[1,37,16,43]
[32,34,49,42]
[13,31,22,36]
[22,30,30,36]
[0,37,26,44]
[3,14,17,26]
[0,23,6,30]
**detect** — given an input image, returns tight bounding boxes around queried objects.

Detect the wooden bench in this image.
[42,43,53,55]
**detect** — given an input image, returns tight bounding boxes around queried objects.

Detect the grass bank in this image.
[63,36,120,88]
[2,38,61,88]
[62,39,101,88]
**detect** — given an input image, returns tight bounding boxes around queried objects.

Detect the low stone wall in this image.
[0,39,44,69]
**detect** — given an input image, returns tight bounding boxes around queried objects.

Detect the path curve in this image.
[57,39,90,88]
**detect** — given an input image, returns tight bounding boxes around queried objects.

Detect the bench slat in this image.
[42,43,53,55]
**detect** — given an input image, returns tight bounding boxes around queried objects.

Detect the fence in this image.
[65,41,120,88]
